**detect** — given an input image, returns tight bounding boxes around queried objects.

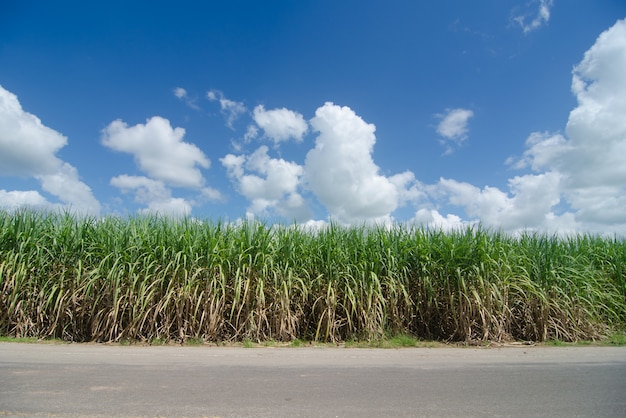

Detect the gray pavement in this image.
[1,343,625,417]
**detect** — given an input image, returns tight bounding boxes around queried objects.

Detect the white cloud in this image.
[111,175,170,202]
[0,85,100,214]
[389,171,426,206]
[565,19,626,189]
[221,153,246,180]
[173,87,199,110]
[201,187,224,202]
[207,89,247,129]
[242,146,302,200]
[510,18,626,230]
[513,0,554,34]
[299,219,329,232]
[0,190,53,210]
[436,172,563,232]
[221,145,310,220]
[435,108,473,154]
[101,116,210,188]
[304,102,402,223]
[110,175,191,217]
[0,87,66,176]
[426,18,626,235]
[173,87,187,99]
[244,125,259,141]
[252,105,308,144]
[436,108,474,139]
[513,131,569,171]
[411,209,467,232]
[102,116,220,216]
[37,163,101,214]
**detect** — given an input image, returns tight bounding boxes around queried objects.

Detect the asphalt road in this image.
[1,343,625,417]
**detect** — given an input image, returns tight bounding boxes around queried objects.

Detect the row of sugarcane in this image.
[1,210,624,343]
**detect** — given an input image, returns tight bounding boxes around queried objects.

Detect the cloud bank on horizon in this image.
[1,13,626,235]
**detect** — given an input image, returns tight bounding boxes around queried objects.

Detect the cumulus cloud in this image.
[411,209,466,232]
[221,145,310,220]
[101,116,210,188]
[102,116,222,215]
[513,0,554,34]
[221,154,246,180]
[511,18,626,230]
[512,131,569,171]
[305,102,402,224]
[222,102,421,225]
[37,163,101,214]
[0,190,53,211]
[566,20,626,187]
[207,89,247,129]
[435,172,564,232]
[0,88,66,176]
[427,18,626,235]
[435,108,474,154]
[0,85,100,214]
[110,175,191,217]
[252,105,308,144]
[200,187,224,202]
[389,171,427,207]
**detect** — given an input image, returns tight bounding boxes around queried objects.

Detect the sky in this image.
[1,1,626,235]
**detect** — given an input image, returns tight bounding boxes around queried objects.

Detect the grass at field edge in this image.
[1,333,624,348]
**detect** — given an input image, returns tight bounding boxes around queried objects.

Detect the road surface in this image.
[1,343,625,417]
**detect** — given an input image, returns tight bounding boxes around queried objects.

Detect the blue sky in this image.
[1,1,626,234]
